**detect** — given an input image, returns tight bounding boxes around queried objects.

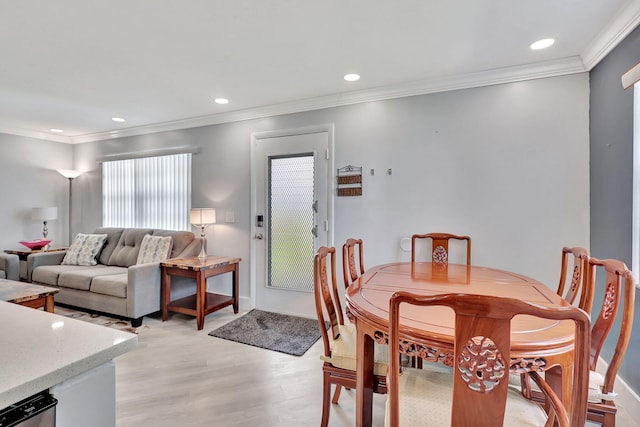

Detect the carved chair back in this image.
[585,257,635,426]
[556,246,592,310]
[314,246,345,355]
[387,292,590,427]
[411,233,471,268]
[342,238,365,289]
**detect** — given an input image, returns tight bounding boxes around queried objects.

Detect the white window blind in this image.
[102,153,191,230]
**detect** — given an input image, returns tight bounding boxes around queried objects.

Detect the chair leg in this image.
[321,375,331,427]
[331,384,342,404]
[410,356,423,369]
[603,411,616,427]
[520,373,533,399]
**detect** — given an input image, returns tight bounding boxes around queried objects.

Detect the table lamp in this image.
[190,208,216,261]
[32,207,58,239]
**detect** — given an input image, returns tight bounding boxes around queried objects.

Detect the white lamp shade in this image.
[190,208,216,226]
[57,169,83,179]
[32,207,58,221]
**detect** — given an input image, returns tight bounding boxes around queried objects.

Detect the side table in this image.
[4,247,68,281]
[161,255,241,330]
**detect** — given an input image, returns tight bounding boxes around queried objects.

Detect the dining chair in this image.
[385,292,590,427]
[520,246,591,399]
[314,246,388,427]
[583,257,636,427]
[521,257,635,427]
[409,233,471,369]
[342,237,365,289]
[411,233,471,267]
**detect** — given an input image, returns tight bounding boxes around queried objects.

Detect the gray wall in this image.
[0,134,73,249]
[590,24,640,394]
[72,73,590,313]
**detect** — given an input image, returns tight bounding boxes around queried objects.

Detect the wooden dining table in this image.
[346,262,577,427]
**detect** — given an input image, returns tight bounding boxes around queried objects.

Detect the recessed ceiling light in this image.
[50,128,63,133]
[344,73,360,82]
[112,117,126,123]
[530,38,555,50]
[214,98,229,105]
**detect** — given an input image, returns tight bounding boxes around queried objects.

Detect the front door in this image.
[251,126,332,317]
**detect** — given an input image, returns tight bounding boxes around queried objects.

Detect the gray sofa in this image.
[0,253,19,281]
[28,227,202,326]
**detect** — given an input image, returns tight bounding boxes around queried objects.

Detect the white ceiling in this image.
[1,0,639,144]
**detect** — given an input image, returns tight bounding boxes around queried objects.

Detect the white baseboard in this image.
[596,357,640,424]
[238,296,252,312]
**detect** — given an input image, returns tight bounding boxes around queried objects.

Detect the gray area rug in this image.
[208,309,322,356]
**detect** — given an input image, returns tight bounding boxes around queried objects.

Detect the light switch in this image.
[225,211,235,223]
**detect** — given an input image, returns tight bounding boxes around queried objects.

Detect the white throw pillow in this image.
[136,235,173,264]
[61,233,108,266]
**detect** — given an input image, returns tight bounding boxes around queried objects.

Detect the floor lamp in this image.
[57,169,83,245]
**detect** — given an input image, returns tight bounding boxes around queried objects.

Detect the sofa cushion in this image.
[152,230,195,258]
[90,273,128,298]
[33,264,102,286]
[58,266,128,291]
[62,233,108,266]
[108,229,153,267]
[136,235,173,264]
[93,228,124,265]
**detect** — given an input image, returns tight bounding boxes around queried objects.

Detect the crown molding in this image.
[63,57,585,144]
[0,124,71,144]
[335,57,586,105]
[581,0,640,70]
[1,2,637,145]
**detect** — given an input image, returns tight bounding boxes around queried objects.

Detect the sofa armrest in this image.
[126,262,162,318]
[0,253,19,281]
[27,251,67,282]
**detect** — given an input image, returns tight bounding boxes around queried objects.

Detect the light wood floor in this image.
[115,309,386,427]
[115,309,638,427]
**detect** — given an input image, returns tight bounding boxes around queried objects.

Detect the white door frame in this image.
[249,124,335,311]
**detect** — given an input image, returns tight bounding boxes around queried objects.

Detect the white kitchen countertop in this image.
[0,301,137,408]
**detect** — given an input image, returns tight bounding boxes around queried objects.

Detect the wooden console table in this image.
[161,256,241,330]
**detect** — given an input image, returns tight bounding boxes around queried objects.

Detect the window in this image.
[267,154,315,292]
[102,153,191,230]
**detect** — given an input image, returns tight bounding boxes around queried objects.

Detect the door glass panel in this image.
[268,153,315,291]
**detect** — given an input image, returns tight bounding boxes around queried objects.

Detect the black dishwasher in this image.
[0,391,57,427]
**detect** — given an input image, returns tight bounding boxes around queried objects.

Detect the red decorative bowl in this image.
[19,239,52,250]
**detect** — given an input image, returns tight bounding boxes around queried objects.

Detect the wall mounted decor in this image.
[337,165,362,196]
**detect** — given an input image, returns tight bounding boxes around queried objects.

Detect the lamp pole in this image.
[56,169,83,245]
[67,177,73,244]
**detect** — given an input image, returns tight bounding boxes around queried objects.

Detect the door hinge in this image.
[312,225,318,237]
[312,200,318,213]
